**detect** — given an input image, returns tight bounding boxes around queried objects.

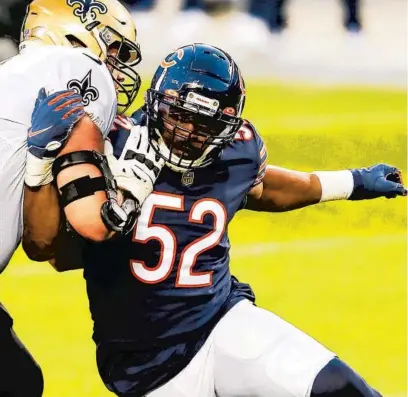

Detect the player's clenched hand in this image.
[28,88,85,157]
[349,164,407,200]
[26,88,85,187]
[105,124,165,206]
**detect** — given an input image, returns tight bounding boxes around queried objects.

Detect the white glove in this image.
[105,125,165,205]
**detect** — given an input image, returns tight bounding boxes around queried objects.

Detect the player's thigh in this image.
[213,299,335,397]
[147,336,216,397]
[0,138,25,270]
[0,303,43,397]
[0,302,13,329]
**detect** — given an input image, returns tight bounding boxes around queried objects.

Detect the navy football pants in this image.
[0,303,43,397]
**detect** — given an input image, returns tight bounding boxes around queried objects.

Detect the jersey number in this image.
[234,122,254,141]
[131,192,227,287]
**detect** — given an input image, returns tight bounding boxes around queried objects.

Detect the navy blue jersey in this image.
[82,111,267,395]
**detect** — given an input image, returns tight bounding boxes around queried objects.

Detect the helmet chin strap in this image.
[92,26,108,60]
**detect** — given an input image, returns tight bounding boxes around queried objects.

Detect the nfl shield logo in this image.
[181,171,194,187]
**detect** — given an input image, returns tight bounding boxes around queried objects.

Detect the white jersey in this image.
[0,45,117,273]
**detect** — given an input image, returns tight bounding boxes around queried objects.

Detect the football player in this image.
[0,0,162,395]
[26,44,406,397]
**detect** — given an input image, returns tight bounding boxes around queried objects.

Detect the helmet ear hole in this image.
[85,21,100,31]
[65,35,86,48]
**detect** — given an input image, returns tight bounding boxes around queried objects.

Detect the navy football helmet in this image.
[146,43,246,171]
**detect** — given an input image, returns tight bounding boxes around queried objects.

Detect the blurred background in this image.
[0,0,406,86]
[1,1,407,397]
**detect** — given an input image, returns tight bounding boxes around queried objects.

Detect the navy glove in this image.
[25,88,85,187]
[28,88,85,159]
[349,164,407,200]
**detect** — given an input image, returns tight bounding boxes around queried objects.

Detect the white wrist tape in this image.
[312,170,354,202]
[25,152,54,187]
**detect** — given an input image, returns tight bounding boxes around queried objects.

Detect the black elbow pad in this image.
[52,150,140,234]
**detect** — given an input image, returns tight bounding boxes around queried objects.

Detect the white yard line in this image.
[230,233,406,257]
[3,234,407,397]
[5,233,406,277]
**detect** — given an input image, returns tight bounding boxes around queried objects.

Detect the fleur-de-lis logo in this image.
[67,70,99,106]
[67,0,108,24]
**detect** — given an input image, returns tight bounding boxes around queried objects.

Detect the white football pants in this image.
[147,299,335,397]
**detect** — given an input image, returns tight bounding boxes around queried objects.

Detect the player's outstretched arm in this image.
[246,164,407,212]
[246,166,322,212]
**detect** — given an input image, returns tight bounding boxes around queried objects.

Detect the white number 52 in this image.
[131,192,227,288]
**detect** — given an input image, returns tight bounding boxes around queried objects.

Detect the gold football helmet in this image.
[20,0,142,114]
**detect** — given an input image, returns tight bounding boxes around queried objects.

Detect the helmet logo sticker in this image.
[185,92,219,115]
[67,70,99,106]
[161,59,177,69]
[67,0,108,24]
[160,48,185,69]
[101,29,113,44]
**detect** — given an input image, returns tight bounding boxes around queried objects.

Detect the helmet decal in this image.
[160,48,184,69]
[67,0,108,24]
[160,59,177,69]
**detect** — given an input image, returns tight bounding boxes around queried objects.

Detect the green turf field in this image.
[1,82,406,397]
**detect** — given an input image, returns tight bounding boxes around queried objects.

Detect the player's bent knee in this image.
[19,361,44,397]
[311,358,382,397]
[16,349,44,397]
[3,327,45,397]
[14,353,44,397]
[29,360,44,397]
